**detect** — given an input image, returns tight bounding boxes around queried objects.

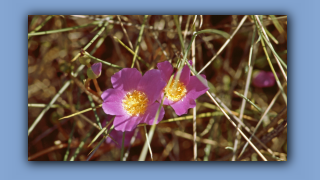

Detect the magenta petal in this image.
[140,102,165,125]
[157,61,173,82]
[253,71,275,88]
[137,69,166,103]
[101,88,125,102]
[101,89,126,115]
[113,115,141,132]
[111,68,142,92]
[91,62,102,77]
[159,92,173,105]
[186,74,209,99]
[171,97,196,116]
[176,60,192,85]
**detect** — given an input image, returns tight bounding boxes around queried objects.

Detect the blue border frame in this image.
[2,0,319,179]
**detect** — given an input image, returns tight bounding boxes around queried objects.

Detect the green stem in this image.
[70,127,95,161]
[265,27,278,44]
[86,136,105,161]
[269,15,285,36]
[28,21,102,37]
[238,87,283,158]
[234,91,262,113]
[166,27,268,160]
[85,52,122,69]
[137,111,224,126]
[138,75,175,161]
[232,28,257,161]
[198,15,247,74]
[113,36,149,67]
[203,118,215,161]
[28,103,69,108]
[254,16,288,75]
[87,125,115,161]
[260,33,287,105]
[29,15,54,35]
[88,116,115,147]
[28,80,71,136]
[175,28,231,87]
[63,121,76,161]
[87,95,102,129]
[131,15,148,68]
[59,104,102,121]
[173,15,185,53]
[28,22,111,136]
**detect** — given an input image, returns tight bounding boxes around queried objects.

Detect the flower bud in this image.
[252,71,275,88]
[87,62,102,79]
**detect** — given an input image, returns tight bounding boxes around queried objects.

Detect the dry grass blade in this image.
[254,15,287,81]
[131,15,148,68]
[205,91,267,161]
[28,21,110,136]
[238,84,286,158]
[58,104,102,121]
[234,91,262,113]
[198,15,248,74]
[88,117,115,148]
[113,36,149,67]
[28,80,72,136]
[28,15,286,161]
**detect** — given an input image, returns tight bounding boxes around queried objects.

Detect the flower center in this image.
[166,80,187,102]
[122,90,149,116]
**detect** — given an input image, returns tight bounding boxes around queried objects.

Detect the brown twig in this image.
[72,77,103,104]
[28,143,78,161]
[239,118,287,161]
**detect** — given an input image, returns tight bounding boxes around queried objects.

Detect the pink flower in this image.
[157,61,209,116]
[102,119,141,148]
[101,68,166,132]
[252,71,276,88]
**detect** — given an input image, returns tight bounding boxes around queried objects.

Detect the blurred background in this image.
[28,15,287,161]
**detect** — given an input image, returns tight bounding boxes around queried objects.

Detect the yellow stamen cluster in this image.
[166,80,187,102]
[122,90,149,116]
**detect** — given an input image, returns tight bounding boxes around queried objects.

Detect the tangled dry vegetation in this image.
[28,15,287,161]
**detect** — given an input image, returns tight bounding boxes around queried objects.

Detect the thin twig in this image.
[192,33,197,161]
[198,15,248,74]
[258,30,287,105]
[28,21,111,136]
[254,15,287,81]
[29,143,77,161]
[28,15,54,35]
[63,121,76,161]
[152,31,170,60]
[239,119,287,160]
[70,127,95,161]
[123,128,139,161]
[28,103,67,108]
[113,36,149,67]
[85,51,123,69]
[232,27,256,160]
[205,91,267,161]
[28,20,103,37]
[131,15,148,68]
[238,84,286,158]
[234,91,262,113]
[143,126,153,161]
[117,15,133,49]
